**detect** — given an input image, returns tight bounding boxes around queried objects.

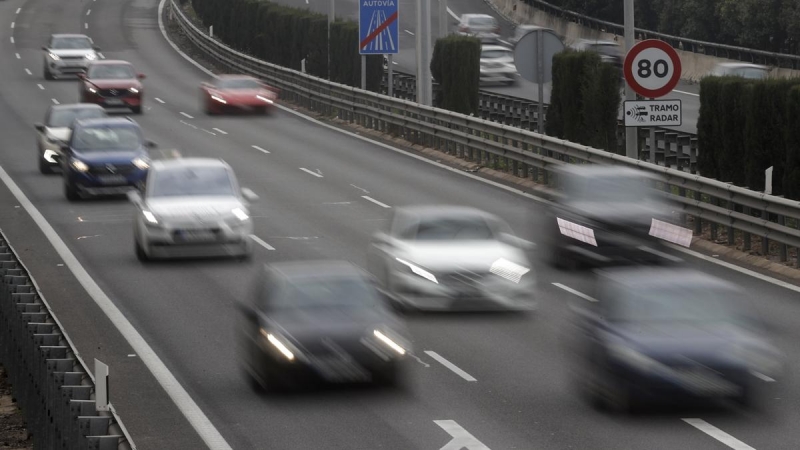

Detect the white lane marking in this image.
[179,119,198,129]
[750,371,775,382]
[249,234,275,251]
[552,283,597,302]
[665,243,800,294]
[24,68,31,75]
[84,23,88,29]
[16,7,22,14]
[51,98,60,105]
[201,128,216,136]
[424,351,477,382]
[179,111,193,119]
[682,419,756,450]
[11,22,15,29]
[10,36,15,44]
[0,163,234,450]
[87,9,92,15]
[211,127,227,135]
[299,167,323,178]
[674,90,700,97]
[405,29,414,36]
[15,53,20,59]
[392,61,398,65]
[154,97,165,104]
[362,196,391,208]
[251,145,270,154]
[446,7,460,21]
[350,184,369,194]
[37,84,44,90]
[434,420,490,450]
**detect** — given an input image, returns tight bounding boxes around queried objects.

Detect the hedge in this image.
[546,50,621,153]
[785,87,800,200]
[191,0,382,92]
[430,36,481,115]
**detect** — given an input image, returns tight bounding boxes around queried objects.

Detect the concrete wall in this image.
[488,0,800,82]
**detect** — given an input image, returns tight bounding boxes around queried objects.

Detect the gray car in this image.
[367,205,536,311]
[42,34,100,79]
[570,39,623,71]
[128,158,259,261]
[34,103,107,174]
[456,14,500,43]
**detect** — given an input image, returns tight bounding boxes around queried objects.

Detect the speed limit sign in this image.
[623,39,682,98]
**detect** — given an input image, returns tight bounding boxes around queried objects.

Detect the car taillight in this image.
[458,25,468,32]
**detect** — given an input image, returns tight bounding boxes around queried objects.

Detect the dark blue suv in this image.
[61,117,154,201]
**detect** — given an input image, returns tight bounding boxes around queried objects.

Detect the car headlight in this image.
[231,207,249,221]
[71,159,89,172]
[85,53,97,61]
[395,258,438,284]
[88,87,97,94]
[373,330,406,355]
[48,52,60,61]
[129,87,139,94]
[132,157,149,170]
[210,95,226,104]
[261,329,295,361]
[142,210,158,225]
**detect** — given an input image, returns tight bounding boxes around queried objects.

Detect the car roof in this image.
[555,164,661,181]
[216,74,257,80]
[716,62,768,70]
[481,45,512,52]
[50,34,91,39]
[462,14,494,20]
[267,260,368,281]
[151,157,231,171]
[575,39,619,46]
[597,267,737,291]
[49,103,105,112]
[73,117,139,130]
[87,60,133,66]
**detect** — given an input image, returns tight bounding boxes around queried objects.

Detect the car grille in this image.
[88,163,137,175]
[442,270,490,294]
[60,56,85,60]
[98,89,132,98]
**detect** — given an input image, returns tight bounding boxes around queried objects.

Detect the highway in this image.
[0,0,797,448]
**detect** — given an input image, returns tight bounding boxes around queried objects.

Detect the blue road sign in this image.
[359,0,399,55]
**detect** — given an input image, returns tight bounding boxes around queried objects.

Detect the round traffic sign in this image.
[623,39,682,98]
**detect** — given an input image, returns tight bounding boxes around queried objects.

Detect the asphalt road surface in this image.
[0,0,797,448]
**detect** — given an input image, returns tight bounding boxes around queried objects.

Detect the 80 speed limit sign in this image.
[623,39,682,98]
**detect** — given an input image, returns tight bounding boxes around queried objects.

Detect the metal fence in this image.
[169,0,800,267]
[0,230,134,450]
[515,0,800,70]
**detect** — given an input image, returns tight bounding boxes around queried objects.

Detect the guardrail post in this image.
[779,216,788,262]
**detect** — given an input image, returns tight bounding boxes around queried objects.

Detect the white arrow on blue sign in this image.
[359,0,399,55]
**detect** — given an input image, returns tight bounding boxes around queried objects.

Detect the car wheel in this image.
[64,180,79,201]
[44,66,53,80]
[135,239,149,262]
[131,105,142,114]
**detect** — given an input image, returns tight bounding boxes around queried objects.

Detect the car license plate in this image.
[96,174,126,184]
[175,230,216,242]
[105,99,125,106]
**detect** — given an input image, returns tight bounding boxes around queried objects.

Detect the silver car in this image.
[129,158,259,261]
[570,39,623,70]
[710,63,769,80]
[367,205,536,311]
[34,104,107,174]
[456,14,500,43]
[42,34,100,79]
[480,45,519,85]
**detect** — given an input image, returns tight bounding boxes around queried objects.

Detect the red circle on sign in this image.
[624,39,682,98]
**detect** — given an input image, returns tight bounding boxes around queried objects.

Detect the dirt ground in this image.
[0,367,32,450]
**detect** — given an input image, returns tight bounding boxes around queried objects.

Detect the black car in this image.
[543,165,686,269]
[60,117,155,201]
[237,261,411,391]
[567,268,783,412]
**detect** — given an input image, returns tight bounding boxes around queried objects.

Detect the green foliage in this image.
[430,36,481,115]
[547,50,621,153]
[190,0,382,91]
[696,77,722,179]
[717,78,750,186]
[784,87,800,199]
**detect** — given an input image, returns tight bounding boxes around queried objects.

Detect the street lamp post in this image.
[624,0,637,159]
[328,0,334,80]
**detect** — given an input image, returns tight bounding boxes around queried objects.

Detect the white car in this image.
[710,63,769,80]
[129,158,258,261]
[42,34,100,79]
[34,103,107,174]
[480,45,518,85]
[456,14,500,42]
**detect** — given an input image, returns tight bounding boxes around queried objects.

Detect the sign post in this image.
[513,27,564,133]
[359,0,399,93]
[623,39,682,163]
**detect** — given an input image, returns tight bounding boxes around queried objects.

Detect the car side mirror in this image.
[145,140,157,148]
[137,73,146,80]
[77,73,86,79]
[34,123,45,133]
[126,190,142,205]
[93,45,101,51]
[241,188,259,202]
[42,46,48,51]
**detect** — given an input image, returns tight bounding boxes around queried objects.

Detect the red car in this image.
[200,75,278,115]
[79,60,145,114]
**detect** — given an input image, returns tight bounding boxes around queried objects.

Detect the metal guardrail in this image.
[514,0,800,70]
[0,230,134,450]
[168,0,800,266]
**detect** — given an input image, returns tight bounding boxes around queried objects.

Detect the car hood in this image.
[395,241,530,272]
[144,197,244,219]
[45,127,71,142]
[86,79,141,89]
[72,149,145,165]
[49,49,95,57]
[217,89,274,99]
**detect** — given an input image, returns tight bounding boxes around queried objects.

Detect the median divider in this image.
[0,229,134,450]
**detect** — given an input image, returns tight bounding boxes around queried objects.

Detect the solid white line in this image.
[154,97,165,104]
[37,84,44,90]
[87,9,92,15]
[51,98,59,105]
[404,30,414,36]
[552,283,597,302]
[0,164,234,450]
[447,7,460,21]
[179,119,198,130]
[682,419,756,450]
[15,53,20,59]
[211,127,227,135]
[179,112,193,119]
[425,351,477,382]
[249,234,275,250]
[24,68,31,75]
[251,145,270,154]
[362,196,391,208]
[299,167,323,178]
[674,90,700,97]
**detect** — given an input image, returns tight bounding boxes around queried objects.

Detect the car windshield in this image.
[88,64,135,79]
[482,49,512,59]
[150,166,235,197]
[589,43,621,57]
[411,216,496,240]
[51,37,92,50]
[567,174,650,203]
[217,79,261,89]
[468,17,496,27]
[272,276,377,309]
[731,68,768,79]
[48,108,106,128]
[607,285,744,323]
[72,126,142,152]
